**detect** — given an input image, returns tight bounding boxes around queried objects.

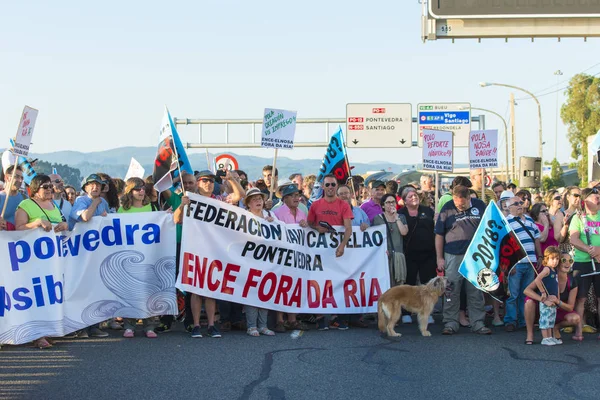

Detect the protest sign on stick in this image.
[261,108,297,200]
[422,129,453,172]
[469,129,499,199]
[124,157,145,181]
[2,106,38,218]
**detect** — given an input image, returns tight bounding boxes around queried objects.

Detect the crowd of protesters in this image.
[1,158,599,349]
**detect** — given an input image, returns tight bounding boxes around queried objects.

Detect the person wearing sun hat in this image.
[69,173,110,230]
[272,179,308,215]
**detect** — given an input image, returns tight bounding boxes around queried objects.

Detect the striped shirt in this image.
[507,214,540,264]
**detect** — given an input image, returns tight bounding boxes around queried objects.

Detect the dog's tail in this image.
[377,300,390,333]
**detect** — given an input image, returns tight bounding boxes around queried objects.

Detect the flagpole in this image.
[434,172,439,210]
[269,148,278,201]
[205,149,211,170]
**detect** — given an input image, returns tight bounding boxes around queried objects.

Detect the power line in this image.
[515,70,600,101]
[528,61,600,95]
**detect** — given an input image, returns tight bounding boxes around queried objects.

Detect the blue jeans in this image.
[504,263,535,327]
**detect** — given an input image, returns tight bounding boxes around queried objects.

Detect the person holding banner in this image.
[503,196,542,332]
[181,169,244,339]
[116,178,160,338]
[243,188,277,337]
[15,175,68,233]
[435,185,491,335]
[49,174,72,222]
[69,174,110,230]
[569,187,600,338]
[0,165,26,227]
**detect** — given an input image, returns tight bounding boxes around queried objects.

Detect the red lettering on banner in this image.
[207,260,222,291]
[289,279,302,307]
[307,280,321,308]
[275,275,293,306]
[221,263,240,295]
[181,252,194,285]
[368,278,382,306]
[258,272,277,302]
[321,280,337,308]
[359,274,366,307]
[194,256,208,288]
[243,268,262,298]
[343,279,359,307]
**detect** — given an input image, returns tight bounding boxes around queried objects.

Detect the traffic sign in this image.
[429,1,600,19]
[346,103,412,148]
[417,103,470,148]
[215,154,239,171]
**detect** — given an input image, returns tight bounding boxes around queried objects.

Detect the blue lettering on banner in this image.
[0,274,64,316]
[7,218,161,272]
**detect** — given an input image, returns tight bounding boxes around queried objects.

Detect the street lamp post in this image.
[462,106,510,182]
[479,82,543,166]
[554,70,563,161]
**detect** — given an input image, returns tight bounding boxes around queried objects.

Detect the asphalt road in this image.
[1,317,599,400]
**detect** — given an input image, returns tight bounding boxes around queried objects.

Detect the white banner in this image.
[422,129,454,172]
[177,193,390,314]
[124,157,146,181]
[469,129,498,169]
[0,213,177,345]
[261,108,297,149]
[14,106,39,157]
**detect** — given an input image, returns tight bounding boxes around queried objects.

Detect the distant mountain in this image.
[30,147,417,180]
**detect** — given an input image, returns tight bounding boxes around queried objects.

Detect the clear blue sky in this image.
[1,1,597,168]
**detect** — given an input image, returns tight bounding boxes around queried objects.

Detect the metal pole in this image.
[480,114,486,200]
[468,107,510,182]
[554,70,562,161]
[510,93,517,182]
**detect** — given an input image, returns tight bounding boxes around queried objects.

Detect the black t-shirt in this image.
[435,198,486,255]
[399,205,435,254]
[560,274,578,303]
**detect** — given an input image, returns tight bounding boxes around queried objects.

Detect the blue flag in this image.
[8,139,37,185]
[458,201,527,301]
[310,126,351,202]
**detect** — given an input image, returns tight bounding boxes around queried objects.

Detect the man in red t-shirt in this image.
[307,173,354,330]
[308,174,353,257]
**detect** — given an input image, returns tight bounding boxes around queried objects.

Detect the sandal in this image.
[441,327,455,335]
[258,327,275,336]
[524,340,534,345]
[33,338,52,349]
[246,327,260,337]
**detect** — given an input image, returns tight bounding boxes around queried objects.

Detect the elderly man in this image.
[49,173,72,221]
[360,180,385,224]
[469,168,496,205]
[435,185,491,335]
[179,169,244,339]
[308,173,353,330]
[337,184,369,231]
[69,174,110,230]
[420,174,434,192]
[504,195,541,332]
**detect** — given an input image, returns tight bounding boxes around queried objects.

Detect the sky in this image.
[0,0,598,171]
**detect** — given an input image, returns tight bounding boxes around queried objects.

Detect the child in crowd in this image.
[536,246,561,346]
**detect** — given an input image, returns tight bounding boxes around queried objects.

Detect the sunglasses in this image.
[132,186,146,192]
[553,196,561,201]
[509,201,524,207]
[199,178,215,183]
[324,182,337,187]
[53,179,63,184]
[561,258,574,265]
[521,197,530,201]
[41,184,53,190]
[541,209,549,213]
[572,193,581,198]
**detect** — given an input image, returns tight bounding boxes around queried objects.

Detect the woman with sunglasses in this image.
[14,174,69,349]
[117,177,159,338]
[524,252,582,343]
[559,186,582,253]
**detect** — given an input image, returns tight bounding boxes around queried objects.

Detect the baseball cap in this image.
[369,180,386,189]
[499,190,514,201]
[82,173,106,191]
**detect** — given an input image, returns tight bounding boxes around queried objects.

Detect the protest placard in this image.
[124,157,145,181]
[261,108,297,150]
[13,106,38,157]
[421,129,453,172]
[469,129,498,169]
[177,193,390,314]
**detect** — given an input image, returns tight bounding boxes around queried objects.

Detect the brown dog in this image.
[377,276,448,338]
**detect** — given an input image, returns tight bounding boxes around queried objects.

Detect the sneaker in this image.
[551,337,563,345]
[109,320,123,330]
[329,318,349,330]
[402,315,412,324]
[185,324,194,333]
[427,316,435,325]
[475,327,492,335]
[207,325,222,338]
[154,323,171,333]
[76,329,89,339]
[123,329,134,338]
[88,327,109,338]
[316,318,329,331]
[191,326,203,338]
[541,337,556,346]
[145,330,158,338]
